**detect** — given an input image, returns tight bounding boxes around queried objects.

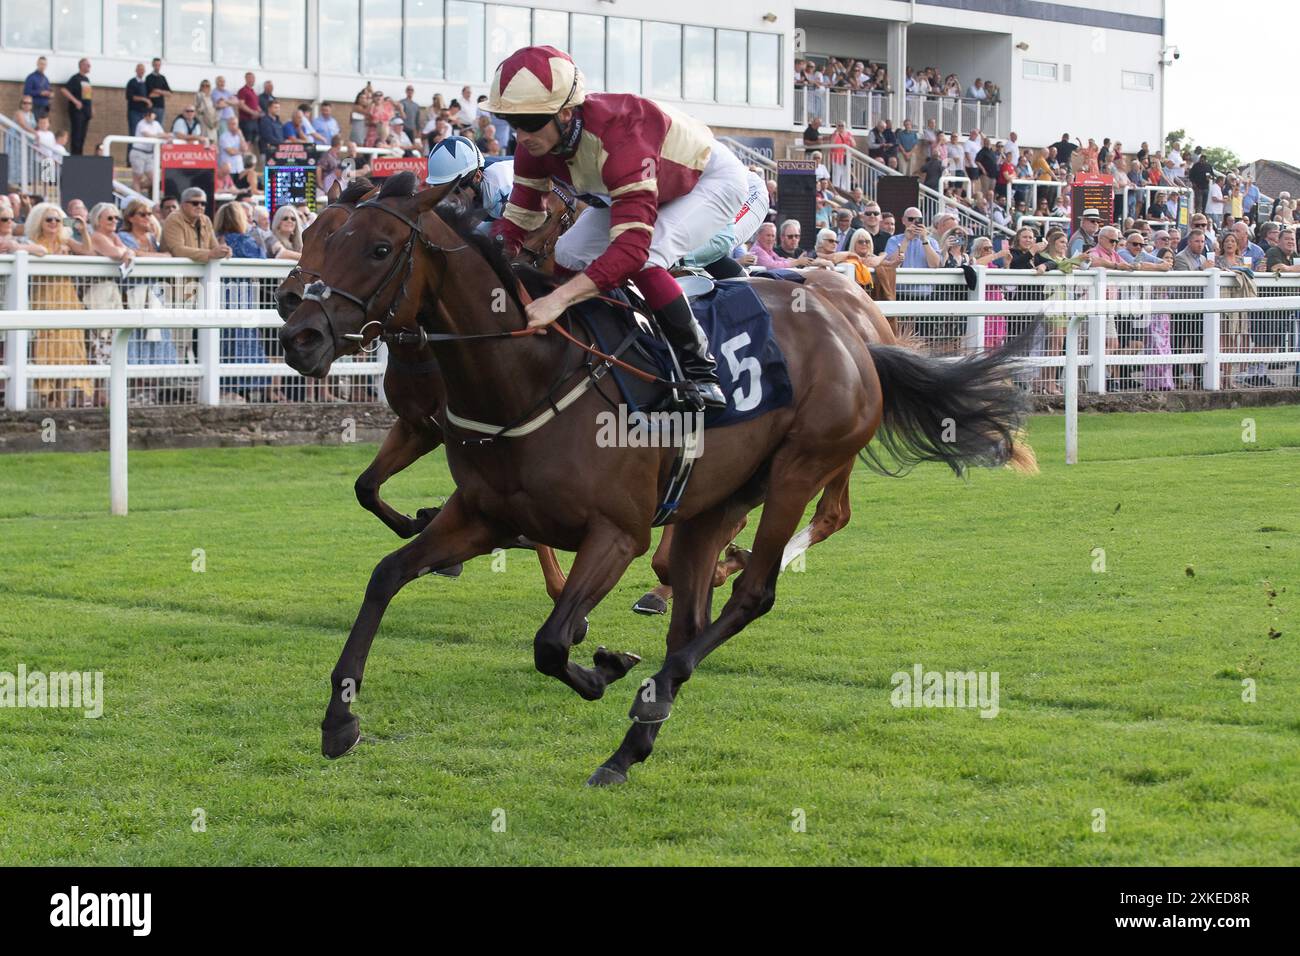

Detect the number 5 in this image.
[720,333,762,412]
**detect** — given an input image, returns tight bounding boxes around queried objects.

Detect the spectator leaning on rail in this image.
[161,187,231,262]
[883,207,941,302]
[0,196,46,255]
[1172,228,1210,270]
[171,102,205,144]
[1068,208,1103,257]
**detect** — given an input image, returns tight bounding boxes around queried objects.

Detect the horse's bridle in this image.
[299,198,467,353]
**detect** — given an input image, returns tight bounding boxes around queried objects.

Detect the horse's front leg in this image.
[533,522,645,700]
[354,418,444,538]
[321,492,502,758]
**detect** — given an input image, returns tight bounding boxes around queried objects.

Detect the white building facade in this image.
[0,0,1166,145]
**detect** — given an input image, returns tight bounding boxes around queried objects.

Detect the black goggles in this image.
[508,113,555,134]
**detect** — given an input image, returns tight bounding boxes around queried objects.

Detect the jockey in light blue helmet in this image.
[425,135,486,192]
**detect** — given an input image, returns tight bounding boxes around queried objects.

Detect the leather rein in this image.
[308,195,662,386]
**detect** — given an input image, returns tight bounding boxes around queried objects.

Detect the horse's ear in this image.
[326,179,342,204]
[415,181,458,212]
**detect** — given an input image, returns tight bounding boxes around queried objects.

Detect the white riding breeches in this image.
[554,142,749,276]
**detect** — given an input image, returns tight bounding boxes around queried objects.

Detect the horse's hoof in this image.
[594,646,641,682]
[321,716,361,759]
[413,506,441,531]
[586,765,628,787]
[432,562,463,578]
[571,617,590,646]
[631,592,668,615]
[629,692,673,724]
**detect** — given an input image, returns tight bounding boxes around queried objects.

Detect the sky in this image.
[1163,0,1296,163]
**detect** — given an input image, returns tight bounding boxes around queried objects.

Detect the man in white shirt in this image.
[1165,143,1186,183]
[458,86,477,124]
[1205,175,1226,226]
[1003,131,1020,168]
[961,128,977,171]
[130,109,168,191]
[967,79,987,100]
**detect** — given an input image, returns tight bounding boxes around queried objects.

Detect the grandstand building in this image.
[1,0,1166,149]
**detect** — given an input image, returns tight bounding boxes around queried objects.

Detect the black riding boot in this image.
[655,293,726,409]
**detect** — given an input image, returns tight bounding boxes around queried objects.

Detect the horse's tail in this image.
[860,323,1040,478]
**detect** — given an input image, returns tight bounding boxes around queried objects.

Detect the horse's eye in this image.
[373,243,392,259]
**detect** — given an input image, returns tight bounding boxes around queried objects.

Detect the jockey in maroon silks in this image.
[487,45,747,409]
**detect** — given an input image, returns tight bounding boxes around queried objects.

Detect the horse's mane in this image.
[368,171,559,304]
[336,177,375,205]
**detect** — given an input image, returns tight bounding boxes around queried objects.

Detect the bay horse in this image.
[277,179,749,610]
[290,176,1036,784]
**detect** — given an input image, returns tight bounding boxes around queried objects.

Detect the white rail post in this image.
[109,327,132,516]
[967,265,987,352]
[1203,268,1222,390]
[198,259,222,404]
[5,250,30,410]
[1088,268,1107,394]
[1065,315,1081,464]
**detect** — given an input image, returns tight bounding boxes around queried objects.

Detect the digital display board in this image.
[1070,173,1114,234]
[266,144,318,216]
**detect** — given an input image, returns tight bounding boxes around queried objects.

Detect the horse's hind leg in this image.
[781,462,853,571]
[624,455,843,733]
[321,492,502,759]
[632,527,675,616]
[633,516,749,616]
[354,418,443,538]
[590,501,750,785]
[533,523,646,701]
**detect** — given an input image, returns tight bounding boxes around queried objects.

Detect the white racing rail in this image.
[3,253,1299,512]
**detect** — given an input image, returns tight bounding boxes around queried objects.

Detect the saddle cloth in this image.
[579,279,793,429]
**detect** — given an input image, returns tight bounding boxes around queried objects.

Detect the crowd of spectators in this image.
[795,57,1002,107]
[10,55,513,206]
[0,184,348,408]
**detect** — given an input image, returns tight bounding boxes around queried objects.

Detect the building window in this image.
[716,29,747,105]
[487,4,531,71]
[644,22,681,99]
[406,0,444,79]
[1122,70,1154,91]
[570,14,604,92]
[362,0,404,76]
[320,0,359,74]
[263,0,306,69]
[748,32,779,106]
[214,0,259,66]
[55,0,102,53]
[682,25,714,102]
[606,17,641,94]
[446,0,486,83]
[532,9,567,50]
[166,0,212,63]
[1022,59,1057,81]
[4,0,50,49]
[116,0,162,58]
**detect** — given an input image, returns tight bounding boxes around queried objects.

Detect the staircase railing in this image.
[1,112,62,202]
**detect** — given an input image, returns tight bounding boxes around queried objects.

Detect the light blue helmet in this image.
[425,135,485,186]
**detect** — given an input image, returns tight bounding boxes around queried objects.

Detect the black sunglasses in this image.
[508,113,553,133]
[905,216,922,223]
